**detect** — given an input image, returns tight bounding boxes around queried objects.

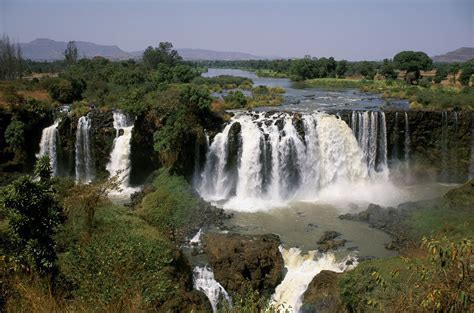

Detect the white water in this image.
[193,266,232,313]
[75,115,94,183]
[37,120,60,176]
[271,247,357,312]
[190,229,202,245]
[106,112,138,195]
[198,111,394,211]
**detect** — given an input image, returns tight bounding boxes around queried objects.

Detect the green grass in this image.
[59,204,176,308]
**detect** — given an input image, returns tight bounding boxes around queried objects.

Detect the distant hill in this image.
[19,38,269,61]
[432,47,474,63]
[20,38,132,61]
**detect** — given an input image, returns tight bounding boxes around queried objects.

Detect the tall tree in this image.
[142,42,182,69]
[64,41,78,65]
[393,51,432,83]
[0,34,23,80]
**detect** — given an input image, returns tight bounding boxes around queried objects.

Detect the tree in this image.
[336,60,348,78]
[47,77,85,103]
[379,59,397,80]
[0,34,23,80]
[393,51,433,83]
[358,61,376,79]
[142,42,182,69]
[64,41,78,65]
[4,119,25,162]
[459,60,474,86]
[0,157,63,273]
[224,90,247,108]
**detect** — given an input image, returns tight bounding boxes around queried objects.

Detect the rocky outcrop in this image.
[89,111,115,179]
[202,233,284,297]
[301,270,345,313]
[57,115,77,177]
[317,231,347,252]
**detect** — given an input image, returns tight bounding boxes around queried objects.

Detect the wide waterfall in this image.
[106,112,136,194]
[193,266,232,313]
[271,247,357,312]
[75,115,94,183]
[37,120,60,176]
[197,111,391,211]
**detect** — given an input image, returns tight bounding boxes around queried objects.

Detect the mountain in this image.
[20,38,132,61]
[432,47,474,63]
[19,38,269,61]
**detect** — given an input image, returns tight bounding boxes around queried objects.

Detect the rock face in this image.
[89,111,115,179]
[301,270,344,313]
[202,233,284,297]
[317,231,347,252]
[338,110,472,183]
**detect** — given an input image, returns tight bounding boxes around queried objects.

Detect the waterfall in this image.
[198,112,380,210]
[37,120,60,176]
[270,247,357,313]
[75,115,94,183]
[392,112,399,161]
[441,112,449,181]
[404,112,410,163]
[106,112,136,193]
[351,111,388,177]
[193,266,232,313]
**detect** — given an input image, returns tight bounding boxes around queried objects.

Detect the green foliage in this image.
[336,60,348,78]
[379,59,397,80]
[394,51,433,82]
[459,60,474,86]
[64,41,78,65]
[193,75,253,87]
[4,119,25,154]
[34,155,52,183]
[0,34,23,81]
[140,168,198,230]
[0,172,63,273]
[224,90,247,108]
[142,42,182,69]
[47,77,85,103]
[59,205,176,307]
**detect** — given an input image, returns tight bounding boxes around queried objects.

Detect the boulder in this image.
[301,270,345,313]
[202,233,284,297]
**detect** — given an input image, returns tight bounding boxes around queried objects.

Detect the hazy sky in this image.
[1,0,473,60]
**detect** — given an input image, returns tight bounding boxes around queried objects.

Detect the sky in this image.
[1,0,473,60]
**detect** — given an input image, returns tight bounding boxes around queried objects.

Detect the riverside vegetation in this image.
[0,35,473,312]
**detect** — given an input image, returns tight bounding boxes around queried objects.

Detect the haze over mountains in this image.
[19,38,474,63]
[19,38,266,61]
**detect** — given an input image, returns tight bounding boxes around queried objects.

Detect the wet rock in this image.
[317,231,341,244]
[301,270,344,313]
[202,233,284,297]
[317,231,346,252]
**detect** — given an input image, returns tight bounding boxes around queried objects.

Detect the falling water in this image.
[392,112,399,161]
[270,247,357,313]
[198,111,391,211]
[106,112,136,194]
[37,120,60,176]
[404,112,410,164]
[75,115,94,183]
[193,266,232,313]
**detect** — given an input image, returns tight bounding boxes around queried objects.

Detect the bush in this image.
[140,168,198,230]
[224,90,247,108]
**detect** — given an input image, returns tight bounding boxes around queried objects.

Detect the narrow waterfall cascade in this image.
[350,111,389,177]
[198,111,393,211]
[106,112,137,194]
[189,229,202,245]
[404,112,410,163]
[392,112,399,161]
[271,247,357,313]
[441,112,449,181]
[193,266,232,313]
[75,115,94,183]
[37,120,60,176]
